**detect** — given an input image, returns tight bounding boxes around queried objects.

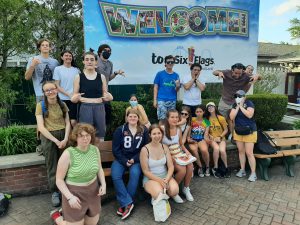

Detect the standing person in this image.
[35,81,71,207]
[111,109,148,220]
[153,55,180,122]
[229,90,257,182]
[212,63,261,137]
[125,94,151,128]
[140,124,179,205]
[71,51,113,142]
[25,38,59,102]
[54,50,80,128]
[188,105,211,177]
[182,63,206,117]
[177,105,191,145]
[162,109,194,202]
[51,123,106,225]
[205,102,230,178]
[96,44,125,126]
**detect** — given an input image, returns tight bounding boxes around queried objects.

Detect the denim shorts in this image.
[157,101,176,120]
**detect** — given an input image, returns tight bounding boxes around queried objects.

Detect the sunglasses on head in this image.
[234,94,245,98]
[166,61,175,65]
[181,112,188,116]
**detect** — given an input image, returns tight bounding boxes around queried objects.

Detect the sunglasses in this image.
[166,61,175,65]
[181,112,189,116]
[234,94,245,98]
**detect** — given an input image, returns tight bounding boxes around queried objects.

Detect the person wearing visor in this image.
[212,63,261,139]
[229,90,257,182]
[205,102,230,178]
[96,44,125,126]
[153,55,180,122]
[125,94,151,128]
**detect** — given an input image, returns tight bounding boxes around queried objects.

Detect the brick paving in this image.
[2,163,300,225]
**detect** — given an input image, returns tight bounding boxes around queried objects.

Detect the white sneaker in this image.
[236,169,246,178]
[228,133,232,140]
[248,173,257,182]
[182,187,194,201]
[172,194,184,203]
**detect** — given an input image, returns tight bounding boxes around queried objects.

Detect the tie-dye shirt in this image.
[190,117,211,141]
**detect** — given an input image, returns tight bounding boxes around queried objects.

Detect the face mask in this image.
[129,100,138,107]
[102,51,111,59]
[235,97,244,104]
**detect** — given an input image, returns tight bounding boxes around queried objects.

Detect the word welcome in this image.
[99,2,248,38]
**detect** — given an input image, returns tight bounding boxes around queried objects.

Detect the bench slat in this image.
[254,151,284,159]
[272,137,300,147]
[97,141,113,152]
[282,149,300,156]
[266,130,300,138]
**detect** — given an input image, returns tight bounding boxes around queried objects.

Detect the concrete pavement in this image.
[2,163,300,225]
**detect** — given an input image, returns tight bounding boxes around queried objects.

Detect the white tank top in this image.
[145,145,167,175]
[162,128,180,146]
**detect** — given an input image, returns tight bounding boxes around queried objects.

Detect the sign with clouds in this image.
[83,0,260,84]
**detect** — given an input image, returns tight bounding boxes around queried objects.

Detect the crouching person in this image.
[140,124,179,203]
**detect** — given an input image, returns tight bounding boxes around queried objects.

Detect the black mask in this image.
[102,51,111,59]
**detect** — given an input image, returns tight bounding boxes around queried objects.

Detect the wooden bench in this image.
[97,141,114,176]
[254,130,300,181]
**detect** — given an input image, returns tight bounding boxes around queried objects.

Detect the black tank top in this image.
[79,72,103,98]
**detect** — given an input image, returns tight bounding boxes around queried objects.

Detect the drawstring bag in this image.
[152,189,171,222]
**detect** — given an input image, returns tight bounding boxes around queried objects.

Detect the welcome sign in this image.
[83,0,260,84]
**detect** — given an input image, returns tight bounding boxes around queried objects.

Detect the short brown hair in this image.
[69,123,96,146]
[36,38,51,50]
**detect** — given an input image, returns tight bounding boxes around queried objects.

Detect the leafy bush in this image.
[293,120,300,130]
[247,94,287,129]
[0,125,36,156]
[254,70,280,94]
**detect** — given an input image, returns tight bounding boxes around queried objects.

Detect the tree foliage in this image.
[253,70,280,94]
[0,0,38,68]
[287,6,300,41]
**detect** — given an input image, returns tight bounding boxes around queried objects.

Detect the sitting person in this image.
[162,109,194,202]
[125,94,151,128]
[111,109,149,220]
[188,105,211,177]
[205,102,230,178]
[52,123,106,225]
[140,124,179,203]
[177,105,191,145]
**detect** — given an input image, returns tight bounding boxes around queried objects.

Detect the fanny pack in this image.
[235,126,253,135]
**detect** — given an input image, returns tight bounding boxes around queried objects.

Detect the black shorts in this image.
[63,100,78,120]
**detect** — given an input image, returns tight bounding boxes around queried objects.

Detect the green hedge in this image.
[0,125,36,156]
[247,94,287,129]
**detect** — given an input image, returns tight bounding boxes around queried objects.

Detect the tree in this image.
[0,0,38,69]
[287,6,300,41]
[33,0,84,67]
[253,70,280,94]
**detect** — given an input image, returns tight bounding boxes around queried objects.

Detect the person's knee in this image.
[130,166,141,178]
[167,185,179,197]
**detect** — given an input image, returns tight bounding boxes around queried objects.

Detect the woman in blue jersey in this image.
[111,109,149,220]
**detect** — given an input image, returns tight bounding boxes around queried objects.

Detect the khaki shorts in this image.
[218,98,232,119]
[62,179,100,222]
[234,131,257,143]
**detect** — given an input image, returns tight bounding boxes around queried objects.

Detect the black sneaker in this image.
[224,168,231,178]
[212,168,221,178]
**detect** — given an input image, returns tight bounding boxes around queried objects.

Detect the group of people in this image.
[25,38,261,224]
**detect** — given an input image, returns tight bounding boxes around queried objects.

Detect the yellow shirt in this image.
[35,102,68,131]
[125,104,149,125]
[209,115,227,138]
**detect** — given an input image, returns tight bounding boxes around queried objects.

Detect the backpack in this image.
[0,193,11,217]
[40,64,53,83]
[254,130,278,155]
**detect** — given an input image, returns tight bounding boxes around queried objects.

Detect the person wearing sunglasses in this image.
[212,63,261,140]
[181,63,206,117]
[153,55,180,123]
[229,90,257,182]
[177,106,192,145]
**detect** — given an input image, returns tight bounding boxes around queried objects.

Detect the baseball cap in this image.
[234,90,246,98]
[206,102,216,108]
